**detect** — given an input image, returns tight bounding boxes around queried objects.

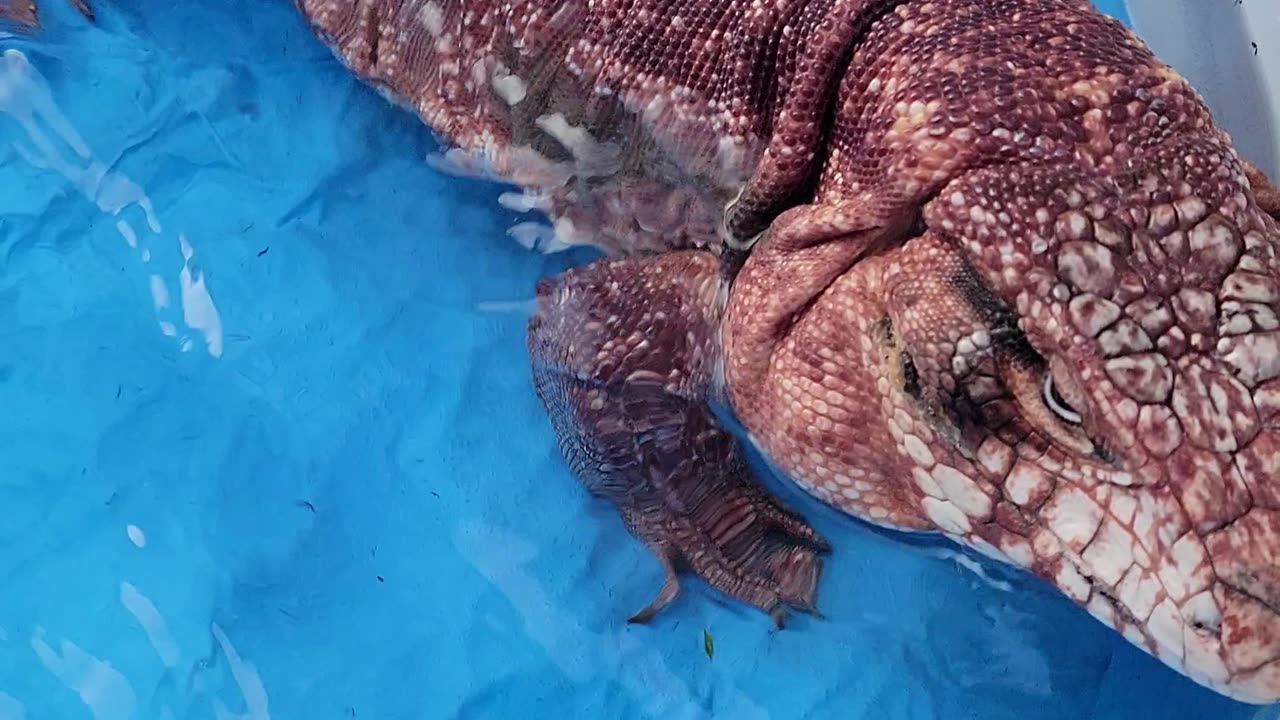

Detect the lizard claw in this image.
[627,546,682,625]
[616,473,829,628]
[620,467,829,626]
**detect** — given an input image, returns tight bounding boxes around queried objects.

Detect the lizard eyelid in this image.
[998,350,1095,457]
[1042,373,1083,425]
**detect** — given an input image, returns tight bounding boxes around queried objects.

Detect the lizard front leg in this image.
[528,251,829,627]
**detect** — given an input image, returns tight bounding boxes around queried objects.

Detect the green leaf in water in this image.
[703,629,714,661]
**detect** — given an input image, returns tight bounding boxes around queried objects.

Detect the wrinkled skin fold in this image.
[20,0,1280,705]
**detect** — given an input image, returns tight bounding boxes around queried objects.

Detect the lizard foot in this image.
[615,425,831,628]
[529,251,829,627]
[627,524,827,628]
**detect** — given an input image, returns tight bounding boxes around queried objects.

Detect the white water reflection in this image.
[32,628,138,720]
[23,582,272,719]
[0,691,26,720]
[210,624,271,720]
[120,583,181,669]
[0,49,224,359]
[454,519,771,720]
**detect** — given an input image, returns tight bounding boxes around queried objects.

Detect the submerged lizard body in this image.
[15,0,1280,705]
[295,0,1280,703]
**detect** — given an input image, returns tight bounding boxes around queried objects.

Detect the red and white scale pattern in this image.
[292,0,1280,704]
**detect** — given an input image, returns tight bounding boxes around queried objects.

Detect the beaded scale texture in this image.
[11,0,1280,705]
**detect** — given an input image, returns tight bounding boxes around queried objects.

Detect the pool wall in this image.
[1125,0,1280,177]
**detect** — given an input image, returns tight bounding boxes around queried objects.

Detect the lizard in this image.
[10,0,1280,705]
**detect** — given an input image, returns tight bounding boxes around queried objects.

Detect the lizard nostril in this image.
[1184,591,1224,636]
[1191,617,1222,635]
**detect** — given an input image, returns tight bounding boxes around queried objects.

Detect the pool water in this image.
[0,1,1275,718]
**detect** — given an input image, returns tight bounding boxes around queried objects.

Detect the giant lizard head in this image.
[881,150,1280,702]
[717,0,1280,704]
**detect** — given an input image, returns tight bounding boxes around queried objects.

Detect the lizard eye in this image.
[1042,373,1083,425]
[997,351,1095,456]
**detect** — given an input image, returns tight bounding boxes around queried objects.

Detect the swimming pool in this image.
[1,1,1277,718]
